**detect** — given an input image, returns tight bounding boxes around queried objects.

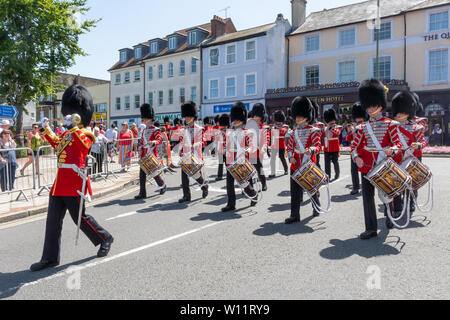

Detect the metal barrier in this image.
[103,138,140,177]
[36,145,58,196]
[0,146,35,201]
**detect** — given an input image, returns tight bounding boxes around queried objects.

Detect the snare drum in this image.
[139,153,164,178]
[179,153,204,178]
[400,157,432,190]
[366,158,412,199]
[227,156,256,187]
[292,160,328,196]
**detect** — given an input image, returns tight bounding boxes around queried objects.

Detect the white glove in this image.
[41,117,49,128]
[64,115,72,126]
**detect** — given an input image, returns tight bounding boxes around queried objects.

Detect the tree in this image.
[0,0,99,142]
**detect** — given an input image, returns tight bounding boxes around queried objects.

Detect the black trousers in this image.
[41,195,112,262]
[181,170,205,199]
[226,170,256,207]
[351,158,360,190]
[290,170,320,219]
[324,152,340,179]
[254,157,267,187]
[316,153,321,169]
[217,154,226,179]
[139,169,165,197]
[92,152,104,174]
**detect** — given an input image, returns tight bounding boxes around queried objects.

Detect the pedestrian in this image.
[117,122,132,172]
[20,124,42,176]
[91,127,107,174]
[0,130,18,192]
[0,119,11,134]
[105,124,118,163]
[131,122,139,153]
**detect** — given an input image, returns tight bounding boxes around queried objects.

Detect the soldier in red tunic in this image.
[269,110,289,178]
[135,104,167,200]
[311,101,325,169]
[322,109,342,181]
[285,97,322,224]
[249,103,268,191]
[215,114,229,181]
[30,84,114,272]
[351,79,405,240]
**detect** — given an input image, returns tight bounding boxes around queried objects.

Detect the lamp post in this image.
[192,55,202,120]
[375,0,380,80]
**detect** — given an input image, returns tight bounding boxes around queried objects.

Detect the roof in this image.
[203,22,277,47]
[290,0,435,35]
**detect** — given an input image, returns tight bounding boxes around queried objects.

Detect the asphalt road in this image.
[0,155,449,300]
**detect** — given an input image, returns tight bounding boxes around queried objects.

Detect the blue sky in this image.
[67,0,365,80]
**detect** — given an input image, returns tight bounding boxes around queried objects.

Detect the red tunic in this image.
[163,124,172,141]
[322,125,342,153]
[42,125,94,197]
[170,125,184,142]
[286,124,322,171]
[350,117,404,174]
[224,128,252,166]
[204,125,214,142]
[397,121,427,159]
[214,128,227,154]
[138,125,163,158]
[179,123,206,160]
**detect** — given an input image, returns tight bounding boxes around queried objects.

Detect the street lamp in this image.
[192,56,202,120]
[375,0,380,80]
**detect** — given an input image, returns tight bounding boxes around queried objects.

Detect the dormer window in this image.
[135,47,142,60]
[120,51,127,63]
[169,37,177,50]
[151,42,158,54]
[188,31,197,46]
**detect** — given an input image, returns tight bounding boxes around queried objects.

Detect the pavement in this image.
[0,154,449,300]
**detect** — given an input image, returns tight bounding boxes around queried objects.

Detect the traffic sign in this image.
[0,105,19,118]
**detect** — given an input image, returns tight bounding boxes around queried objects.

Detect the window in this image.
[148,67,153,80]
[209,79,219,98]
[148,92,153,107]
[180,88,185,103]
[245,73,256,95]
[191,86,197,103]
[188,31,197,45]
[135,47,142,60]
[430,11,448,32]
[168,63,174,77]
[124,72,130,83]
[372,56,391,80]
[210,48,219,66]
[246,41,256,60]
[158,65,163,79]
[158,91,164,105]
[97,103,107,113]
[226,77,236,97]
[429,49,448,82]
[115,74,121,84]
[120,51,127,63]
[134,95,140,108]
[227,45,236,64]
[180,60,185,75]
[305,65,320,85]
[339,29,356,47]
[168,37,177,50]
[116,97,121,110]
[338,60,356,82]
[191,58,197,73]
[305,35,320,52]
[151,42,158,54]
[168,89,173,105]
[374,22,391,41]
[134,70,140,81]
[124,96,130,110]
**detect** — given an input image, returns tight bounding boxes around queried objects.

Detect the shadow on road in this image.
[331,192,361,203]
[319,219,406,260]
[253,216,326,237]
[0,256,97,299]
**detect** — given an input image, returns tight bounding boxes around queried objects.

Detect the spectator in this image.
[117,122,132,172]
[131,123,139,153]
[55,123,64,136]
[91,127,108,174]
[98,124,105,135]
[20,124,42,176]
[0,130,18,192]
[431,123,443,146]
[105,124,118,163]
[0,119,11,134]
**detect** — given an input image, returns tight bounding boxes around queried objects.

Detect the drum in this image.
[139,153,164,179]
[227,156,256,187]
[179,153,204,178]
[292,160,328,196]
[400,157,432,190]
[366,158,412,199]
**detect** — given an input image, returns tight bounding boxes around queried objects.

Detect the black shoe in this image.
[221,205,235,212]
[134,194,146,200]
[312,210,319,217]
[285,217,300,224]
[410,202,415,213]
[159,185,166,195]
[334,175,340,181]
[30,260,59,272]
[97,237,114,258]
[350,189,359,195]
[250,200,257,207]
[202,185,209,199]
[262,184,267,191]
[215,177,223,181]
[284,171,288,175]
[359,230,378,240]
[178,197,191,203]
[269,174,275,178]
[386,218,394,229]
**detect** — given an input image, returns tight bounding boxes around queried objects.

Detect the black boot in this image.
[97,237,114,258]
[285,216,300,224]
[202,185,209,199]
[159,185,166,195]
[178,196,191,203]
[359,230,377,240]
[385,218,394,229]
[221,205,236,212]
[134,194,146,200]
[350,189,359,195]
[30,260,59,272]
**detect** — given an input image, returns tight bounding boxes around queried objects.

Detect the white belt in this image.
[58,163,87,179]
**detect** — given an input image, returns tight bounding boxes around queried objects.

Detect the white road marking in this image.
[0,221,224,297]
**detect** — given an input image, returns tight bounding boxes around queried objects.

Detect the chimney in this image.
[291,0,307,30]
[210,15,227,38]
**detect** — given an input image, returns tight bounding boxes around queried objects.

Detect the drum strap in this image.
[365,122,386,164]
[397,128,414,159]
[294,129,310,166]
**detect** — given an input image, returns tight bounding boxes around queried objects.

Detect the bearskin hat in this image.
[61,84,94,128]
[412,92,425,117]
[230,101,248,122]
[252,103,266,118]
[154,121,161,128]
[164,117,170,123]
[140,103,154,120]
[203,117,212,125]
[291,96,314,122]
[214,115,220,125]
[358,78,388,111]
[174,118,182,126]
[274,110,286,123]
[324,108,337,124]
[392,91,416,119]
[181,101,197,119]
[351,102,368,121]
[219,114,230,127]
